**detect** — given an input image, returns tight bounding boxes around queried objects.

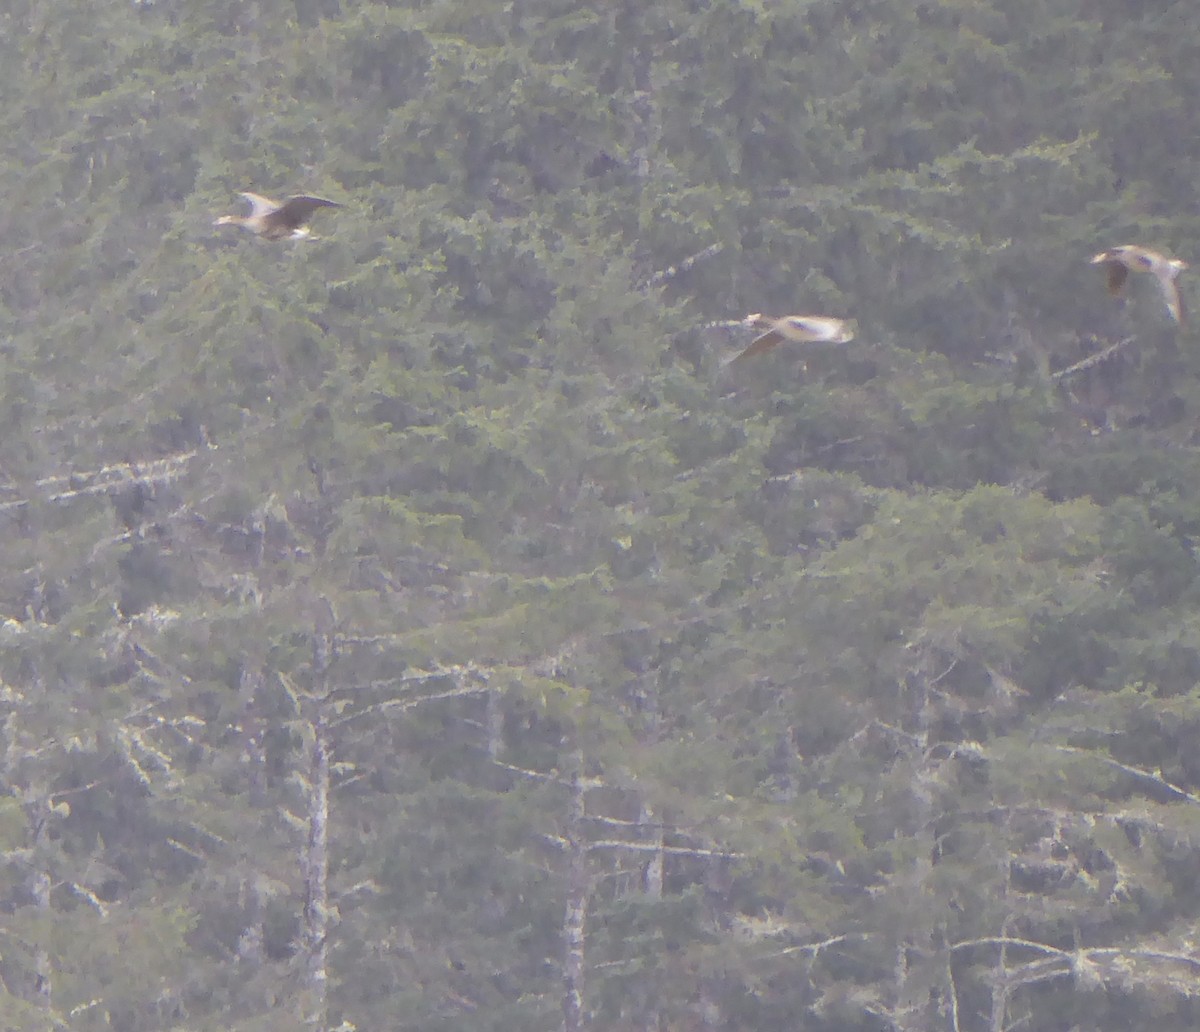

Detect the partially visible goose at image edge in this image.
[728,313,856,365]
[1091,244,1187,325]
[214,192,342,240]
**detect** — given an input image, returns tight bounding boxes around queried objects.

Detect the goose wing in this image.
[1099,260,1129,296]
[729,327,786,364]
[781,316,850,342]
[268,195,342,231]
[1157,275,1186,324]
[238,192,283,217]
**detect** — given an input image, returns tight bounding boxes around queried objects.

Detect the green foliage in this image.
[3,0,1200,1031]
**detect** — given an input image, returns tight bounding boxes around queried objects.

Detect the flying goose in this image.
[1090,245,1187,325]
[729,314,856,364]
[214,192,341,240]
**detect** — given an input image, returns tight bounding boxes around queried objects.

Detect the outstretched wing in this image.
[729,328,785,364]
[1103,261,1129,296]
[1159,277,1185,324]
[270,196,342,230]
[783,316,850,342]
[238,192,282,217]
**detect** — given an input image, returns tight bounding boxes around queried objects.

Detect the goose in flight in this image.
[214,192,341,240]
[729,314,856,364]
[1090,245,1187,325]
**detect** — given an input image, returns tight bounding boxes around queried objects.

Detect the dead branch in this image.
[1051,337,1135,381]
[1051,745,1200,806]
[642,242,724,289]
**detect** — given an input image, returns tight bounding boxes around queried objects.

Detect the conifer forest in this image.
[5,1,1200,1030]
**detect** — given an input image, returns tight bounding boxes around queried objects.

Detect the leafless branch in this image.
[583,839,743,859]
[0,446,207,512]
[333,681,491,727]
[1087,947,1200,972]
[762,933,869,959]
[642,243,724,289]
[696,318,749,332]
[1051,745,1200,806]
[1051,337,1135,381]
[951,937,1068,957]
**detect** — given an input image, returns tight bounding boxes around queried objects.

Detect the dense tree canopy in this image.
[1,1,1200,1031]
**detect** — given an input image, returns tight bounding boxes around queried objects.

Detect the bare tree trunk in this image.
[617,2,658,182]
[640,802,664,900]
[299,627,333,1028]
[988,917,1014,1032]
[239,664,267,809]
[236,664,267,967]
[892,670,939,1032]
[301,713,330,1019]
[30,864,51,1012]
[11,790,57,1012]
[486,683,503,761]
[562,753,588,1032]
